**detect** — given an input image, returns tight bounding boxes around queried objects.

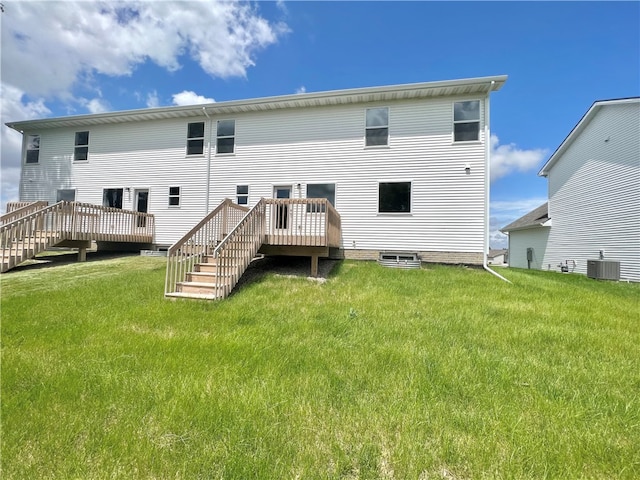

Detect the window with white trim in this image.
[56,189,76,202]
[103,188,123,209]
[453,101,480,142]
[365,107,389,146]
[186,122,205,155]
[236,185,248,205]
[306,183,335,212]
[217,120,235,154]
[74,131,89,161]
[26,135,40,164]
[169,186,181,207]
[378,182,411,213]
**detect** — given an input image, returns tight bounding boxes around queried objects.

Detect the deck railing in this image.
[165,199,249,295]
[209,198,267,298]
[264,198,341,247]
[1,201,49,225]
[1,201,154,272]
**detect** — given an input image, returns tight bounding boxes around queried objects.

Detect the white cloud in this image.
[1,1,288,98]
[295,86,307,94]
[146,91,160,108]
[85,98,110,114]
[172,91,215,106]
[490,134,548,182]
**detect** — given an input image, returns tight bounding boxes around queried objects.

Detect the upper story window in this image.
[365,107,389,146]
[453,101,480,142]
[217,120,235,154]
[236,185,248,205]
[25,135,40,164]
[379,181,411,213]
[74,131,89,161]
[187,122,205,155]
[169,186,181,207]
[306,183,335,212]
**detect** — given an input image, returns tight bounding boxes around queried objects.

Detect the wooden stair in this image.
[1,232,60,273]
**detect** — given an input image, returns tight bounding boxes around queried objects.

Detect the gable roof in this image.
[5,75,507,132]
[500,202,550,233]
[488,249,507,258]
[538,97,640,177]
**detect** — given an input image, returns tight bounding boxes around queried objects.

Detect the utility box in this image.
[587,260,620,280]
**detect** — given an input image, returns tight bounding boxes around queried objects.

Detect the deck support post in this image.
[78,247,87,262]
[311,254,318,277]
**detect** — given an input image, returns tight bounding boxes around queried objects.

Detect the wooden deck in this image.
[165,198,341,300]
[1,201,154,273]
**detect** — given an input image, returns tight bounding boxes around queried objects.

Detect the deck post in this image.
[311,254,318,277]
[78,247,87,262]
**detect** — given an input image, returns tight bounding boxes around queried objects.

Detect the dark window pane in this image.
[217,120,235,137]
[74,146,89,161]
[169,186,180,196]
[366,127,388,146]
[217,137,234,154]
[75,131,89,146]
[26,150,40,164]
[454,122,479,142]
[237,196,248,205]
[307,183,335,205]
[169,196,180,206]
[187,139,204,155]
[379,182,411,213]
[57,189,76,202]
[366,108,388,127]
[103,188,123,209]
[187,122,205,138]
[236,185,249,195]
[454,101,480,121]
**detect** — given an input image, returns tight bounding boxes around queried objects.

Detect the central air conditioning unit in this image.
[587,260,620,280]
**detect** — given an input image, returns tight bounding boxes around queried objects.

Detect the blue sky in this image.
[2,1,639,247]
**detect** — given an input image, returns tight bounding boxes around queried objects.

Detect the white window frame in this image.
[25,134,40,164]
[216,119,236,155]
[74,131,90,162]
[168,186,181,207]
[103,188,124,209]
[365,107,389,147]
[377,180,412,214]
[236,185,249,205]
[186,122,205,156]
[453,100,481,143]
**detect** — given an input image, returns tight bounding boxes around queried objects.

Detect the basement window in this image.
[103,188,123,209]
[453,101,480,142]
[236,185,249,205]
[186,122,205,155]
[378,182,411,213]
[25,135,40,164]
[365,107,389,146]
[74,131,90,161]
[217,120,235,154]
[169,186,181,207]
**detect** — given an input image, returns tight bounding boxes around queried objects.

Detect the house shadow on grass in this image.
[6,250,140,273]
[231,256,341,296]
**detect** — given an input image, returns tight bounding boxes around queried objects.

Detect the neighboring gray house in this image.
[7,75,507,266]
[502,98,640,282]
[487,248,508,265]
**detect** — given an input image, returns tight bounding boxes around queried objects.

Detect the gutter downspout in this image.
[202,107,213,214]
[483,81,512,284]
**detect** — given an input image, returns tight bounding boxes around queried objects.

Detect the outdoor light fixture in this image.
[465,164,471,174]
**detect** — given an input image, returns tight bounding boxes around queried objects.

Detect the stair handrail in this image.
[210,198,267,299]
[165,199,249,295]
[1,201,49,225]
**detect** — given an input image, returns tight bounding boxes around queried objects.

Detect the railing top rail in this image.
[167,199,249,255]
[213,198,265,256]
[1,201,49,223]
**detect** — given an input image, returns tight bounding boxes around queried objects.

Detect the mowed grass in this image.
[1,255,639,479]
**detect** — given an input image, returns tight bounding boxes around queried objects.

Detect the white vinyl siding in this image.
[508,227,551,270]
[542,102,640,281]
[18,95,489,255]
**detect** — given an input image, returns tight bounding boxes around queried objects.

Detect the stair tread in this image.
[166,292,221,300]
[177,281,231,287]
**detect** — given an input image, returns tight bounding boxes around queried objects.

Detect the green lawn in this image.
[1,255,639,479]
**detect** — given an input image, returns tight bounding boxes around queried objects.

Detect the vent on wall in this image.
[587,260,620,280]
[378,252,421,269]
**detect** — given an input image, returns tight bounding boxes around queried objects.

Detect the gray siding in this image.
[544,102,640,281]
[508,227,551,270]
